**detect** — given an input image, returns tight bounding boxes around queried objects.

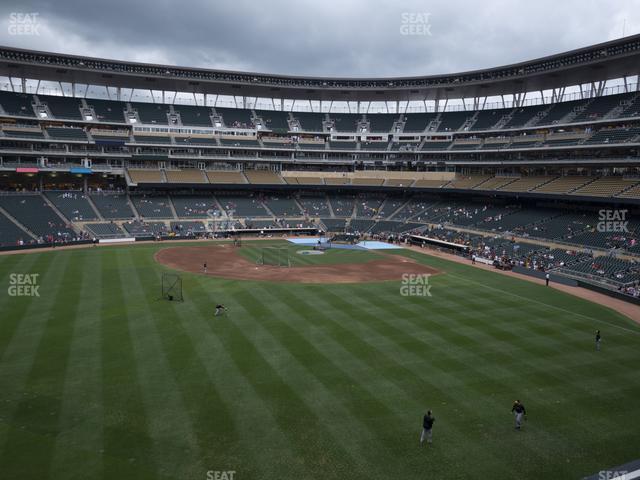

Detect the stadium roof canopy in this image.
[1,34,640,102]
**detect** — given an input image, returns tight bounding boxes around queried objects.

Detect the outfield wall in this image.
[0,239,93,253]
[577,280,640,306]
[512,266,579,287]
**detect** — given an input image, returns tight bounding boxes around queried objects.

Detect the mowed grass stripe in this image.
[398,293,621,456]
[184,276,308,480]
[350,284,595,471]
[228,283,411,479]
[265,282,515,478]
[353,283,620,430]
[407,276,640,413]
[447,271,640,335]
[338,272,639,477]
[0,251,63,463]
[50,250,105,479]
[197,283,368,479]
[314,284,520,393]
[136,252,265,478]
[406,274,640,383]
[121,249,204,479]
[400,293,584,367]
[0,253,53,360]
[100,250,160,480]
[398,249,640,332]
[0,251,83,478]
[387,278,631,372]
[313,281,592,476]
[308,283,520,388]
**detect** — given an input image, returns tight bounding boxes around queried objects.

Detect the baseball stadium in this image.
[1,3,640,479]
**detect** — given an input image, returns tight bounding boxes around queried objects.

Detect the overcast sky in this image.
[0,0,638,78]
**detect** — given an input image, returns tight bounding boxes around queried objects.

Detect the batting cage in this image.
[161,273,184,301]
[329,233,359,245]
[257,246,290,267]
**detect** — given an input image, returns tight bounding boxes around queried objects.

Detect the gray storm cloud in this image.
[0,0,638,78]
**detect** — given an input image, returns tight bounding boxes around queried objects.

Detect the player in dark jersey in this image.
[511,400,527,430]
[420,410,435,445]
[595,330,602,351]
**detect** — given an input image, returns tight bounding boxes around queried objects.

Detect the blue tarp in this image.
[69,167,93,174]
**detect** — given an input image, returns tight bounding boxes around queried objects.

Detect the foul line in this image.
[446,272,640,336]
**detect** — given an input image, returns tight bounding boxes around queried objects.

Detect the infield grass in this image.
[237,243,384,266]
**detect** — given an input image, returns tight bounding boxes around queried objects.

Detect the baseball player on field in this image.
[511,400,527,430]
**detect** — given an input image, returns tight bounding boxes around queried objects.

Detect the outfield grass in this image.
[1,241,639,479]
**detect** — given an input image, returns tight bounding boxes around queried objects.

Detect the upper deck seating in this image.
[367,113,398,132]
[532,176,592,194]
[131,102,169,124]
[502,105,547,129]
[255,110,290,132]
[293,112,325,132]
[329,113,362,132]
[438,111,474,132]
[469,108,508,130]
[215,107,254,129]
[39,94,82,120]
[244,170,284,184]
[164,170,207,183]
[402,113,437,132]
[128,169,164,184]
[175,105,213,127]
[86,99,126,123]
[0,91,35,117]
[572,95,627,123]
[205,171,247,184]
